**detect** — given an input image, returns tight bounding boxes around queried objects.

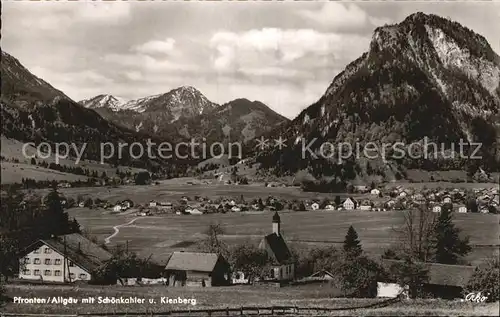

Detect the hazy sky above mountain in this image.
[3,1,499,119]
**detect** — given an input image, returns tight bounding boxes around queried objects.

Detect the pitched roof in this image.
[165,252,222,272]
[33,233,112,272]
[382,260,475,287]
[261,233,292,264]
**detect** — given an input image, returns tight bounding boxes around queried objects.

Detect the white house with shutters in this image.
[343,198,356,210]
[19,233,111,283]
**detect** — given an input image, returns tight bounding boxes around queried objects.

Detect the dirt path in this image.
[104,217,141,244]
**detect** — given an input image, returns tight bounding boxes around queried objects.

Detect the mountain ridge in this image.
[255,12,500,180]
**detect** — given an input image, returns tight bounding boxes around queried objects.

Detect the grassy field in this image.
[34,181,357,204]
[1,162,88,184]
[68,206,500,266]
[1,136,145,184]
[2,284,499,316]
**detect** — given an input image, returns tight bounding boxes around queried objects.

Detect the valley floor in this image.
[66,207,500,266]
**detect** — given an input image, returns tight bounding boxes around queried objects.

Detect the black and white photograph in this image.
[0,0,499,316]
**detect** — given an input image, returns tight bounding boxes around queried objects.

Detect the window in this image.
[34,269,40,276]
[33,249,40,254]
[54,270,61,276]
[44,248,52,254]
[23,269,31,275]
[24,257,31,264]
[79,274,87,280]
[69,273,75,279]
[44,270,52,276]
[55,259,61,265]
[34,258,41,265]
[69,261,75,267]
[44,259,52,265]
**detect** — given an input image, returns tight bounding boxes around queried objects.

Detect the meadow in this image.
[2,284,499,316]
[0,136,144,184]
[68,206,500,266]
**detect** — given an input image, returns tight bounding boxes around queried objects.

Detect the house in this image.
[456,205,467,213]
[149,200,157,207]
[113,205,123,212]
[432,205,442,213]
[377,282,409,299]
[443,196,452,204]
[359,200,372,211]
[258,212,295,282]
[324,204,335,211]
[380,260,476,299]
[19,233,112,283]
[355,185,370,193]
[343,198,357,210]
[189,208,203,215]
[399,191,408,198]
[493,194,500,205]
[164,252,230,287]
[370,188,381,196]
[310,203,320,211]
[78,201,85,208]
[231,271,250,285]
[385,199,396,209]
[122,199,134,209]
[307,270,335,281]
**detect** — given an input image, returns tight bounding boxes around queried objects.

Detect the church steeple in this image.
[272,211,281,235]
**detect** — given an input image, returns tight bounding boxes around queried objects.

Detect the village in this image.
[71,183,500,216]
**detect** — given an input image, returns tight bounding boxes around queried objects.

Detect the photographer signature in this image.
[464,292,489,303]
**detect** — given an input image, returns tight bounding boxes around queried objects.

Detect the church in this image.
[258,211,295,282]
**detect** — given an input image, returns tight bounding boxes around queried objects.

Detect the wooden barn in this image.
[380,260,476,299]
[164,251,230,287]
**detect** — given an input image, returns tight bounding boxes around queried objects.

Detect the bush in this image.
[333,256,385,298]
[465,258,499,302]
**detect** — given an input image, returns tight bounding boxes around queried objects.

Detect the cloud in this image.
[76,2,131,24]
[103,53,199,73]
[209,28,369,72]
[298,3,369,31]
[133,38,176,55]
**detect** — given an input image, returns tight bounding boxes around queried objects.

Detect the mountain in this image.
[173,98,289,142]
[80,86,218,120]
[255,12,500,181]
[0,51,179,171]
[79,94,128,111]
[80,91,288,143]
[1,51,72,108]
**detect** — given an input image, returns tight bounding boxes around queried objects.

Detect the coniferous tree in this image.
[343,225,362,258]
[432,205,471,264]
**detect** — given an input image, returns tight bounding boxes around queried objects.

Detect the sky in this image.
[3,1,500,119]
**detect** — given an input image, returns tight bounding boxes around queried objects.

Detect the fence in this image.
[0,297,401,316]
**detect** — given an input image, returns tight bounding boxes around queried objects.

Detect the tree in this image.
[393,207,437,262]
[197,224,229,258]
[228,244,269,284]
[334,195,341,206]
[134,171,151,185]
[94,245,157,285]
[432,205,471,264]
[0,235,21,284]
[334,256,385,298]
[43,187,79,236]
[465,258,499,302]
[390,256,429,299]
[343,226,362,258]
